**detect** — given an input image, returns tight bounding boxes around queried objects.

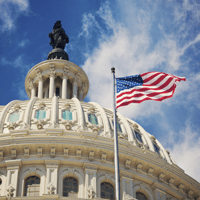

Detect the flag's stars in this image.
[116,75,143,93]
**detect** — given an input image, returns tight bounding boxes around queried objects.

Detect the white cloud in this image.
[19,39,29,47]
[167,123,200,182]
[79,1,200,182]
[0,0,29,32]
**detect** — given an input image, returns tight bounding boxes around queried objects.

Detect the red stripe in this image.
[117,84,176,105]
[116,72,186,108]
[117,77,174,99]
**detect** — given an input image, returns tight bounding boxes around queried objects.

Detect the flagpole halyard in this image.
[111,67,120,200]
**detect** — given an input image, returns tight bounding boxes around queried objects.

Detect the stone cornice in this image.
[5,159,22,169]
[83,163,98,171]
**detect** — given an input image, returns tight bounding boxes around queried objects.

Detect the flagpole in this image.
[111,67,120,200]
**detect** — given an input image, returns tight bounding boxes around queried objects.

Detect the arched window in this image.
[10,112,20,123]
[153,143,160,155]
[62,110,72,120]
[112,121,122,133]
[135,131,143,143]
[101,182,114,200]
[36,110,46,120]
[136,192,147,200]
[63,177,78,197]
[24,176,40,196]
[88,114,98,125]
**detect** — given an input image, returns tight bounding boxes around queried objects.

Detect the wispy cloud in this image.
[19,39,29,47]
[79,1,200,181]
[166,122,200,182]
[0,0,29,32]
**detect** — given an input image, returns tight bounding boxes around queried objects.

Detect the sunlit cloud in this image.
[79,1,200,182]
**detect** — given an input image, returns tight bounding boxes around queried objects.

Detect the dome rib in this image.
[23,97,38,127]
[72,97,84,128]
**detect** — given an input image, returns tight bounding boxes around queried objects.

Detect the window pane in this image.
[62,110,72,120]
[136,192,147,200]
[36,110,46,120]
[101,182,114,200]
[10,112,20,123]
[63,177,78,197]
[24,176,40,197]
[112,121,122,133]
[153,143,160,154]
[135,131,143,143]
[88,114,98,125]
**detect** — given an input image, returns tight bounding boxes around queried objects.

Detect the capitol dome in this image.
[0,22,199,200]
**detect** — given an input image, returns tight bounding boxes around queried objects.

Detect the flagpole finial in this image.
[111,67,115,73]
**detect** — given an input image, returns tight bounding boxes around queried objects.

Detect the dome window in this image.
[62,110,72,121]
[88,114,98,125]
[153,143,160,155]
[136,192,147,200]
[112,121,122,133]
[63,177,78,197]
[36,110,46,120]
[101,182,114,200]
[9,112,20,123]
[24,176,40,196]
[135,131,143,143]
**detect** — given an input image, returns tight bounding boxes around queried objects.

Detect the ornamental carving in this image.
[47,183,55,195]
[48,67,56,78]
[36,69,43,81]
[87,185,95,199]
[125,194,137,200]
[7,185,15,197]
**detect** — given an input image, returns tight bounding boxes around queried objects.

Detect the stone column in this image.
[29,79,36,98]
[49,66,56,98]
[120,171,134,200]
[83,163,98,199]
[72,79,77,98]
[62,71,69,99]
[36,69,43,99]
[5,160,21,197]
[72,73,80,98]
[79,82,86,101]
[45,160,60,195]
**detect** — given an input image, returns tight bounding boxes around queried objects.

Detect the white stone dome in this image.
[0,59,199,200]
[0,96,173,165]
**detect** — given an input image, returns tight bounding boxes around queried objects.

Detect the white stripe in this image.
[117,78,175,101]
[116,90,174,107]
[141,72,160,80]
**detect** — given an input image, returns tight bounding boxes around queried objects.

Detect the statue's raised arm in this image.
[49,20,69,50]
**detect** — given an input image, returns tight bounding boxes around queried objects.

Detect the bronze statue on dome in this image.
[49,20,69,50]
[47,21,69,60]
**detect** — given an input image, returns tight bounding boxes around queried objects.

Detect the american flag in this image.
[116,71,186,108]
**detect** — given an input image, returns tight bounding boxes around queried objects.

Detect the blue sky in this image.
[0,0,200,182]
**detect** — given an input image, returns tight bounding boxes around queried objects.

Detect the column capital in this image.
[48,67,56,78]
[62,71,70,79]
[28,79,36,90]
[36,69,43,81]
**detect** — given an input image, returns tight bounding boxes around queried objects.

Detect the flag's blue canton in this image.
[116,75,143,93]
